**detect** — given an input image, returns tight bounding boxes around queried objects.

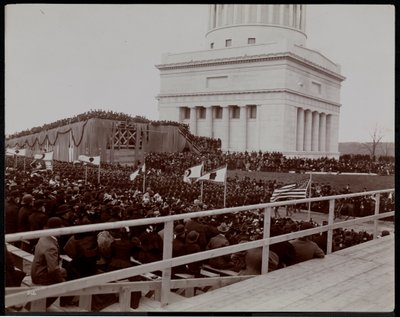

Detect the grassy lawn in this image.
[229,170,394,192]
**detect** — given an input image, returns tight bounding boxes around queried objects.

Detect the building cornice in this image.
[155,52,345,81]
[156,88,342,108]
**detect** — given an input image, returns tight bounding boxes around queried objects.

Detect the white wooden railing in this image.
[5,189,394,310]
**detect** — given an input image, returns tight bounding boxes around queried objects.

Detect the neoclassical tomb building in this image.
[156,5,345,158]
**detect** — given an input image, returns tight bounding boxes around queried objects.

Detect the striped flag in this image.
[196,165,227,183]
[270,179,311,202]
[34,151,54,161]
[183,162,204,184]
[6,148,27,157]
[78,155,100,165]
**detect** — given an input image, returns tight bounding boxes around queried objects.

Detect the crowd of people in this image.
[5,150,393,310]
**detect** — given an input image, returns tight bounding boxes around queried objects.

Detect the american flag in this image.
[270,178,311,202]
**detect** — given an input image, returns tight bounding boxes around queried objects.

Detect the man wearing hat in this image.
[172,224,187,275]
[184,230,203,277]
[30,217,67,310]
[206,222,234,270]
[5,189,20,234]
[288,222,325,264]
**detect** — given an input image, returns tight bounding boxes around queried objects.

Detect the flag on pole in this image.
[129,164,146,181]
[34,151,54,161]
[270,179,311,202]
[196,165,227,183]
[78,155,100,165]
[6,148,27,156]
[130,169,140,181]
[183,162,204,184]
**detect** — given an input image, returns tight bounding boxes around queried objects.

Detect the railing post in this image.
[373,193,381,239]
[326,199,335,254]
[119,287,131,312]
[261,207,271,274]
[160,220,174,307]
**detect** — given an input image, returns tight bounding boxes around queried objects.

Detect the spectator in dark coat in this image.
[239,247,279,275]
[185,217,219,250]
[5,191,20,234]
[172,224,187,275]
[185,230,203,277]
[18,194,35,251]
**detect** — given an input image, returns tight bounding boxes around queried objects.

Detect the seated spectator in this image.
[288,222,325,264]
[185,217,219,251]
[206,223,234,270]
[30,217,67,310]
[239,247,279,275]
[172,224,187,275]
[184,230,203,277]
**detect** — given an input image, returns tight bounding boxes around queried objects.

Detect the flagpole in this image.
[223,164,227,208]
[23,157,26,172]
[143,164,146,193]
[307,172,312,221]
[98,162,101,185]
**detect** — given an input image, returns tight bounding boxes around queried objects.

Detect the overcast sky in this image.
[5,4,395,142]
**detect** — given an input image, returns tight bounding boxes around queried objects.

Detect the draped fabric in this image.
[6,119,193,162]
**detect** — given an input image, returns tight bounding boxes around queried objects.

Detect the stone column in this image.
[311,111,320,151]
[296,108,304,151]
[329,114,339,153]
[279,4,285,25]
[296,4,301,29]
[288,5,294,27]
[240,105,248,150]
[325,114,332,154]
[222,106,230,151]
[319,113,327,153]
[304,110,312,152]
[189,107,197,136]
[268,4,274,24]
[206,106,213,138]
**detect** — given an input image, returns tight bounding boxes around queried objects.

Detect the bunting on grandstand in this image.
[78,155,100,166]
[270,179,311,202]
[183,163,204,184]
[34,151,54,161]
[129,164,146,181]
[196,165,227,183]
[6,148,27,157]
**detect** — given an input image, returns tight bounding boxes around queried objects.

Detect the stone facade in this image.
[157,5,345,158]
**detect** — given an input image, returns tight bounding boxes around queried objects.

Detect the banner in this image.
[270,179,310,202]
[6,148,27,157]
[78,155,100,165]
[183,163,204,184]
[196,165,227,183]
[34,151,54,161]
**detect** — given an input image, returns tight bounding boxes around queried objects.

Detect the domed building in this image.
[157,5,345,158]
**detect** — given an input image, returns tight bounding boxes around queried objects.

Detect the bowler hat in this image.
[56,204,72,215]
[174,224,186,236]
[46,217,64,229]
[22,194,34,205]
[187,230,199,243]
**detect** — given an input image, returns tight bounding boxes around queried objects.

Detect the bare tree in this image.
[362,124,384,161]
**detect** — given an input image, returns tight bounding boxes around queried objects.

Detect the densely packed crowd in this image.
[5,151,393,310]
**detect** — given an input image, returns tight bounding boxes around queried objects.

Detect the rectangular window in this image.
[312,81,322,94]
[225,39,232,47]
[214,106,222,119]
[198,107,206,119]
[231,106,240,119]
[248,105,257,119]
[182,107,190,120]
[248,38,256,45]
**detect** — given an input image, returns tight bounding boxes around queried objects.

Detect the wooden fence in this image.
[5,189,395,310]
